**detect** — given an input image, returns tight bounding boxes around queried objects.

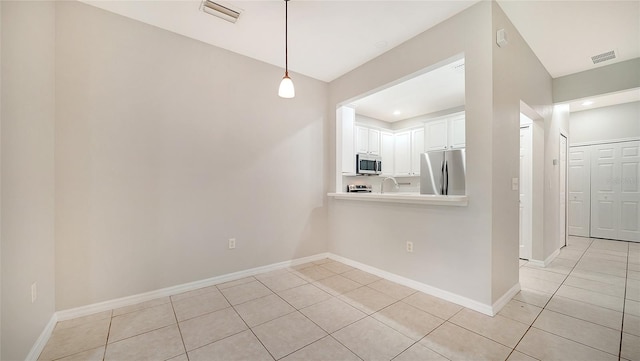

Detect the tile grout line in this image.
[618,241,630,361]
[169,296,190,361]
[216,281,279,361]
[101,311,113,361]
[508,237,592,361]
[257,267,365,360]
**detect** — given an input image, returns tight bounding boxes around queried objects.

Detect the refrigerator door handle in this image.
[440,160,445,194]
[444,160,449,195]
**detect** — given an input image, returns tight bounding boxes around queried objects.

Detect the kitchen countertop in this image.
[327,192,468,206]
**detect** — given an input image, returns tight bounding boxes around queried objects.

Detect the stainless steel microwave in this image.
[356,153,382,175]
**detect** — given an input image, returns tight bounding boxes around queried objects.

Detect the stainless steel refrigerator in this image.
[420,149,466,195]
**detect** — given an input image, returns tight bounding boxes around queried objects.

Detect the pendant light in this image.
[278,0,295,98]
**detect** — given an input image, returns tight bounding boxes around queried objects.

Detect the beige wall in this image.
[1,2,57,360]
[553,58,640,103]
[570,101,640,144]
[490,2,554,297]
[329,2,496,306]
[328,1,555,309]
[55,1,329,310]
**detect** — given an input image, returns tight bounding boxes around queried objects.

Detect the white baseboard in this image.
[528,247,560,267]
[38,250,522,360]
[491,282,521,315]
[56,252,329,322]
[327,253,503,316]
[26,312,58,361]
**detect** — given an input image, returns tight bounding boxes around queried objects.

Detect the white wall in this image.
[55,2,329,310]
[543,104,570,261]
[1,2,57,360]
[570,101,640,144]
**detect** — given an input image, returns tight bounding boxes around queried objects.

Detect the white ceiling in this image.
[82,0,639,121]
[82,0,478,82]
[350,58,465,122]
[567,88,640,113]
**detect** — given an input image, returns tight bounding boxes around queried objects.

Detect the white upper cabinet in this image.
[411,128,425,175]
[425,119,448,151]
[394,128,424,176]
[381,132,394,176]
[394,131,412,176]
[449,113,466,149]
[339,106,356,174]
[355,125,380,155]
[425,112,465,151]
[368,128,380,155]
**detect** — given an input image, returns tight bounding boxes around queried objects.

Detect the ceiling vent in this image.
[201,0,241,23]
[591,50,616,64]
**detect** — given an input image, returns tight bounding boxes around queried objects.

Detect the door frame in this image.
[559,131,569,248]
[519,124,533,260]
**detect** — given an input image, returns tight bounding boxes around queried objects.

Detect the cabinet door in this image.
[381,132,394,176]
[339,106,355,173]
[425,119,448,151]
[411,128,425,175]
[394,132,411,176]
[355,126,369,154]
[368,129,380,155]
[449,114,466,149]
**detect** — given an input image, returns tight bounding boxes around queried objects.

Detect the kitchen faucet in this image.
[380,177,399,194]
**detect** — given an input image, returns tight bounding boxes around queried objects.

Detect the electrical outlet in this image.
[406,241,414,253]
[228,238,236,249]
[31,282,37,303]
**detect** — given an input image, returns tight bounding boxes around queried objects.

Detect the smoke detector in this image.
[201,0,242,23]
[591,50,617,64]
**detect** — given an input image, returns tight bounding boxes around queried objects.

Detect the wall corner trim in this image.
[327,254,496,316]
[25,313,58,361]
[491,282,521,316]
[528,247,561,267]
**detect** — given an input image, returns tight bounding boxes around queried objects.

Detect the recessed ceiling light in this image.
[393,110,402,115]
[582,100,594,106]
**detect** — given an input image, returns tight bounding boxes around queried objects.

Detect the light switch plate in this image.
[512,178,519,191]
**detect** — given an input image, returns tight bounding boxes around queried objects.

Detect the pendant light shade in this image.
[279,74,295,98]
[278,0,295,98]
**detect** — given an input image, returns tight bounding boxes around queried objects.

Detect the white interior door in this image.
[560,135,568,248]
[619,141,639,242]
[519,126,532,259]
[591,143,619,239]
[568,146,591,237]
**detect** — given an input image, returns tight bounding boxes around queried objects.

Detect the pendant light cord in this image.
[285,0,289,77]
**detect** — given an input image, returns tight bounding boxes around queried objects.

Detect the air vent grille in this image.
[591,50,616,64]
[202,0,241,23]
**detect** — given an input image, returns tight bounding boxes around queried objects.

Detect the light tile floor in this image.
[39,237,640,361]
